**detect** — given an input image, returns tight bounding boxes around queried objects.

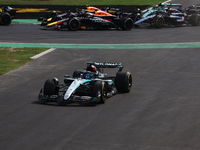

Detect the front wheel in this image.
[91,81,107,104]
[43,78,59,96]
[68,18,80,31]
[45,12,57,20]
[73,70,82,78]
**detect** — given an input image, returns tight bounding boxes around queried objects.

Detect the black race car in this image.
[39,8,134,30]
[179,5,200,15]
[0,6,16,25]
[38,62,132,105]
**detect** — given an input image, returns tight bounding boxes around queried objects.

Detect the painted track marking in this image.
[1,42,200,49]
[31,48,56,60]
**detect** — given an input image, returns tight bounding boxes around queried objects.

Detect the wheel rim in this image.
[158,19,164,26]
[70,20,80,30]
[1,15,11,25]
[125,19,133,30]
[127,74,132,91]
[101,84,107,102]
[196,17,200,25]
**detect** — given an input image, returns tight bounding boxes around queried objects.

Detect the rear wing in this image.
[87,62,123,72]
[165,3,181,7]
[159,3,181,7]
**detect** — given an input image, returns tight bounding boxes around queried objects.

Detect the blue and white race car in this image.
[134,8,200,28]
[134,3,200,28]
[38,62,132,105]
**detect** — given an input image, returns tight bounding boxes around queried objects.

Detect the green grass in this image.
[1,0,165,6]
[0,47,47,76]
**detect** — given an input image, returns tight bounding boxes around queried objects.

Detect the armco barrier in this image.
[1,5,150,19]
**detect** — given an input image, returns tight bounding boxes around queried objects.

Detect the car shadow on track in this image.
[39,27,128,32]
[32,100,98,107]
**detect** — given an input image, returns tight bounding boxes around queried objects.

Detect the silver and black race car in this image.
[0,6,16,25]
[38,62,132,105]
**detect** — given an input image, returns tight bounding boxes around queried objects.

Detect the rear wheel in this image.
[46,12,57,19]
[120,18,134,30]
[0,13,12,25]
[155,17,165,28]
[68,18,80,31]
[92,81,107,104]
[115,72,132,93]
[189,14,200,26]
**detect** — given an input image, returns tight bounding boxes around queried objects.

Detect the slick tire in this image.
[115,72,132,93]
[68,18,80,31]
[43,78,59,95]
[0,13,12,25]
[189,14,200,26]
[46,12,57,19]
[73,70,82,78]
[92,81,107,104]
[155,17,165,28]
[120,18,134,30]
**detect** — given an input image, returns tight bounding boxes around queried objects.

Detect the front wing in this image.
[38,88,100,103]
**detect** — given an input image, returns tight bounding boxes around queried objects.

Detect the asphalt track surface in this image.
[1,23,200,44]
[1,0,200,150]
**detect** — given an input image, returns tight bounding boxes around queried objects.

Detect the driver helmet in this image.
[87,65,97,72]
[84,73,93,79]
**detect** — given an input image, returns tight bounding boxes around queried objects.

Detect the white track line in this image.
[31,48,56,60]
[19,0,173,61]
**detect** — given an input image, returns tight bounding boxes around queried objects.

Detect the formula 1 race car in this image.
[0,6,16,25]
[142,3,181,18]
[38,5,140,26]
[184,5,200,15]
[38,62,132,105]
[43,12,133,30]
[134,7,200,28]
[38,7,134,30]
[142,3,200,18]
[85,6,141,22]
